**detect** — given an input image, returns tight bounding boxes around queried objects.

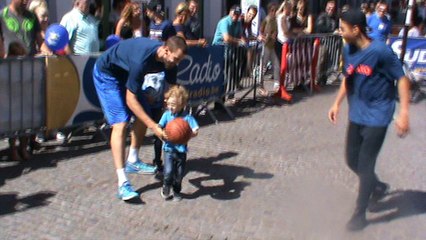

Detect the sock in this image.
[127,147,139,163]
[116,168,128,187]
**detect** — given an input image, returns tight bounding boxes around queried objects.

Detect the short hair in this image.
[165,36,188,55]
[165,85,189,107]
[247,5,258,13]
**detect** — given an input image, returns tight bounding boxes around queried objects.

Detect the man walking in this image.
[328,9,410,231]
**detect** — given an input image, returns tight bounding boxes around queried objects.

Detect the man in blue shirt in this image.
[367,2,392,42]
[93,36,187,201]
[328,10,410,231]
[212,5,246,46]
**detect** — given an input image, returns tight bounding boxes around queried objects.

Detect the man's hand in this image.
[394,112,409,138]
[151,125,166,140]
[328,104,339,125]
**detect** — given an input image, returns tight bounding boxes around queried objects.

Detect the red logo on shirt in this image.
[346,64,373,76]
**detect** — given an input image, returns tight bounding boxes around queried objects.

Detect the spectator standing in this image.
[184,0,203,41]
[360,2,373,19]
[93,36,187,201]
[28,0,48,44]
[315,0,337,34]
[0,0,45,57]
[60,0,100,54]
[146,1,176,42]
[115,2,144,38]
[259,2,280,95]
[242,5,258,40]
[173,2,205,47]
[212,5,246,104]
[293,0,313,34]
[109,0,130,33]
[398,16,424,37]
[328,9,410,231]
[159,85,199,201]
[275,1,293,64]
[172,2,189,38]
[367,2,392,42]
[212,5,245,46]
[241,5,258,77]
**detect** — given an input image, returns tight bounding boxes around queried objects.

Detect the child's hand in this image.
[191,129,199,138]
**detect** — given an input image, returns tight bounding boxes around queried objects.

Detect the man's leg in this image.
[110,122,139,201]
[347,124,388,231]
[93,65,138,200]
[345,122,362,174]
[125,118,156,174]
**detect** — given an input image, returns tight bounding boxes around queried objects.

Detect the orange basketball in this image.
[164,117,192,144]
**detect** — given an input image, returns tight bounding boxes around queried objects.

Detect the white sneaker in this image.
[56,132,66,141]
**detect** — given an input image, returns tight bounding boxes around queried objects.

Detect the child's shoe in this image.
[161,185,172,200]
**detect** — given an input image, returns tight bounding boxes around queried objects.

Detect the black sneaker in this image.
[161,185,172,200]
[173,191,182,202]
[371,181,389,202]
[346,211,368,231]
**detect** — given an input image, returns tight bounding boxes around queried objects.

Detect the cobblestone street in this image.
[1,85,425,239]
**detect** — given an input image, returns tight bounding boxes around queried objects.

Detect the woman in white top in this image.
[275,1,293,63]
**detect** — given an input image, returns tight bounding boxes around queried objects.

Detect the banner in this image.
[389,37,426,80]
[177,45,225,105]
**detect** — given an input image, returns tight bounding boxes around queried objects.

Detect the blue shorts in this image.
[93,65,149,125]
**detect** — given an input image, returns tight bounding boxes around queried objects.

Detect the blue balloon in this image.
[105,34,121,49]
[45,23,69,51]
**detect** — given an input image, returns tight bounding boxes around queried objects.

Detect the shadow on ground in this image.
[185,151,273,200]
[0,191,56,216]
[137,151,273,201]
[369,189,426,224]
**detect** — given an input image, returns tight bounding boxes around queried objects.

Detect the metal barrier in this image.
[0,57,46,137]
[223,41,263,100]
[280,34,343,93]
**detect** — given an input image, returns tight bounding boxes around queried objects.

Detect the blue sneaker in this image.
[117,181,139,201]
[125,160,157,175]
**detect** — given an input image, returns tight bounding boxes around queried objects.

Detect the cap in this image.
[340,9,367,29]
[231,5,241,15]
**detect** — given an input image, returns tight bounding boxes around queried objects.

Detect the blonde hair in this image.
[165,85,189,107]
[120,2,140,25]
[175,2,189,16]
[28,0,48,13]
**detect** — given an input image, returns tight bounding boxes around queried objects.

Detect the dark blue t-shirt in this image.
[149,20,176,42]
[95,37,177,94]
[343,40,404,126]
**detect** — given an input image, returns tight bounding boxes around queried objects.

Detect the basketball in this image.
[164,117,192,144]
[45,23,69,51]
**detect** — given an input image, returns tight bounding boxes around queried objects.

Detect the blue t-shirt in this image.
[159,110,199,153]
[149,20,176,41]
[343,40,404,127]
[95,37,177,94]
[367,13,392,42]
[212,15,243,45]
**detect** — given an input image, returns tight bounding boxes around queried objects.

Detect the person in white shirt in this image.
[398,16,424,38]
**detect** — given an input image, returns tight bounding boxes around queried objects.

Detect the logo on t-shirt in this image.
[346,64,373,77]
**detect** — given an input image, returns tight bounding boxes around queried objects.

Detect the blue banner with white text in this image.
[176,46,225,105]
[389,37,426,80]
